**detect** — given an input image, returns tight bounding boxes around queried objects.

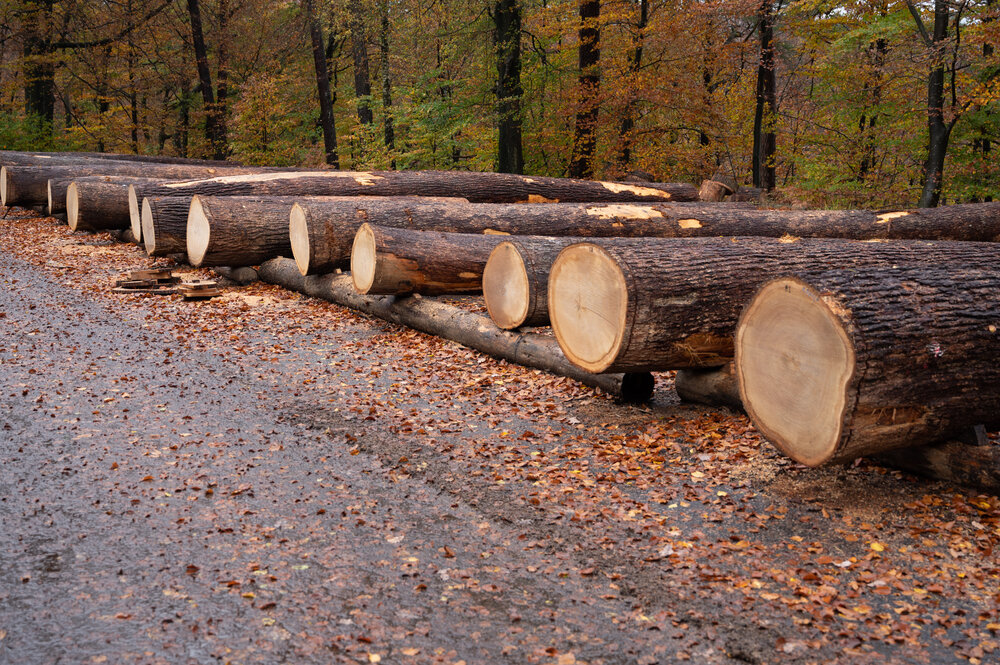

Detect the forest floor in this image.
[0,208,998,665]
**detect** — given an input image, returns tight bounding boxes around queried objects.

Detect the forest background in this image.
[1,0,997,208]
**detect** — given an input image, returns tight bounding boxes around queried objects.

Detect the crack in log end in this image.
[599,182,673,198]
[672,333,734,367]
[876,211,909,224]
[585,204,663,220]
[677,219,703,229]
[526,194,559,203]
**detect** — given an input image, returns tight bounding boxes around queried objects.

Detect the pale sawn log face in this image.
[483,242,532,329]
[186,196,297,268]
[737,271,1000,465]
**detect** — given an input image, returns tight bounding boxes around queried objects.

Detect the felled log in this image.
[258,257,654,403]
[674,364,743,411]
[735,269,1000,465]
[351,224,503,295]
[0,149,238,168]
[129,169,698,209]
[187,196,298,267]
[142,196,194,256]
[547,237,1000,373]
[290,199,750,275]
[58,177,168,230]
[1,162,271,208]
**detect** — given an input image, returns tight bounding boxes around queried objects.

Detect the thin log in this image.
[547,237,1000,373]
[351,224,503,296]
[187,196,298,267]
[257,257,654,403]
[674,364,743,411]
[290,199,751,275]
[142,196,194,256]
[735,271,1000,465]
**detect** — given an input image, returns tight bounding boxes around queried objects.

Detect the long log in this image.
[547,237,1000,373]
[482,236,579,329]
[257,257,654,403]
[351,224,504,295]
[142,196,194,256]
[56,177,167,229]
[0,149,239,168]
[290,199,751,275]
[1,163,263,208]
[187,196,298,267]
[674,364,743,411]
[735,270,1000,465]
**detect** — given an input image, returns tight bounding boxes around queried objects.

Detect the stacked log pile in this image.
[3,149,997,492]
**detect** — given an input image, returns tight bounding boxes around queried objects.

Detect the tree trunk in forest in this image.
[378,0,395,160]
[752,0,776,191]
[258,257,654,403]
[617,0,647,170]
[22,0,55,129]
[674,363,743,410]
[483,236,578,330]
[736,269,1000,465]
[65,177,170,231]
[547,237,1000,373]
[494,0,524,174]
[304,0,340,167]
[289,197,722,275]
[186,0,226,159]
[187,196,297,267]
[351,224,504,295]
[142,196,194,256]
[916,0,953,207]
[568,0,600,179]
[857,37,887,181]
[350,3,373,126]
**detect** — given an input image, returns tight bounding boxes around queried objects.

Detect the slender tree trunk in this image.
[350,3,373,126]
[378,0,395,161]
[917,0,952,208]
[186,0,226,159]
[494,0,524,174]
[857,37,887,180]
[304,0,340,167]
[972,0,994,202]
[617,0,647,170]
[215,0,230,155]
[752,0,776,191]
[22,0,55,128]
[568,0,600,178]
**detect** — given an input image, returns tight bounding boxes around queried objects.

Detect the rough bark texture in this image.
[65,177,169,231]
[143,196,194,257]
[876,440,1000,494]
[292,199,744,275]
[353,224,503,296]
[674,363,743,410]
[549,237,1000,373]
[132,170,698,205]
[483,236,582,329]
[698,179,735,203]
[2,163,260,207]
[0,150,238,168]
[737,270,1000,464]
[187,196,297,268]
[258,257,653,403]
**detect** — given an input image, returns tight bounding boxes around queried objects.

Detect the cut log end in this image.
[128,185,142,241]
[350,223,377,294]
[735,277,856,466]
[549,243,628,373]
[1,166,9,206]
[47,180,53,215]
[187,195,210,267]
[483,241,531,329]
[67,183,80,230]
[289,203,311,276]
[141,198,156,255]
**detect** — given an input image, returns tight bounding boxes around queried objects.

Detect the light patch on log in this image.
[526,194,559,203]
[0,167,9,206]
[458,272,479,279]
[483,229,511,235]
[599,182,672,198]
[585,204,663,220]
[164,171,383,188]
[779,234,800,243]
[677,218,703,229]
[876,211,909,224]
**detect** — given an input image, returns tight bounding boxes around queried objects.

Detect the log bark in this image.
[187,196,298,267]
[674,363,743,410]
[290,199,749,275]
[142,196,194,257]
[0,150,239,168]
[128,169,698,206]
[548,237,1000,373]
[698,179,736,202]
[55,176,166,227]
[1,162,262,208]
[257,257,654,403]
[351,224,503,296]
[735,270,1000,465]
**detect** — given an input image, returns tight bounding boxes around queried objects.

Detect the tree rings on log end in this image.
[47,180,54,215]
[0,167,9,206]
[141,198,157,255]
[187,195,210,267]
[549,243,628,373]
[350,223,377,294]
[483,241,531,329]
[128,185,142,241]
[289,203,311,276]
[67,183,80,231]
[735,277,856,466]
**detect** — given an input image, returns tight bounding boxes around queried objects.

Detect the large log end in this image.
[289,203,311,276]
[187,195,209,267]
[351,223,377,293]
[67,182,80,231]
[483,241,531,329]
[128,185,142,241]
[1,166,9,206]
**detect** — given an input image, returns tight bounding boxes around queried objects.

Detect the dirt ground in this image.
[0,208,997,665]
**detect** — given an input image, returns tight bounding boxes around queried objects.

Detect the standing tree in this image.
[493,0,524,174]
[186,0,228,159]
[617,0,648,170]
[378,0,395,162]
[752,0,777,191]
[568,0,600,178]
[304,0,340,166]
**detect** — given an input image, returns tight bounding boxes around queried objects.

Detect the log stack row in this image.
[3,149,997,491]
